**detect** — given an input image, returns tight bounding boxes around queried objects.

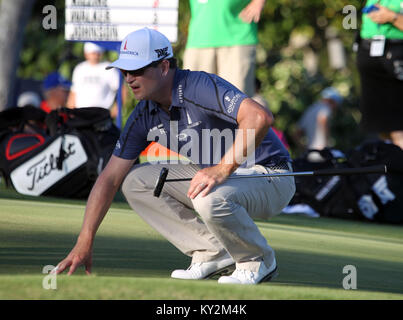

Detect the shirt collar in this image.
[148,68,187,115]
[171,68,187,107]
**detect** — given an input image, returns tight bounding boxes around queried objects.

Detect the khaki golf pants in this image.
[122,163,295,272]
[183,45,256,97]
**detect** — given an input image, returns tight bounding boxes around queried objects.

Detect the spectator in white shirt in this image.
[67,42,121,118]
[295,87,343,161]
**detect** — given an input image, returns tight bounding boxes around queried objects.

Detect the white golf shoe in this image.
[171,256,235,280]
[218,259,278,285]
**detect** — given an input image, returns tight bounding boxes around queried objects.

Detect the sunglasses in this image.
[120,59,163,77]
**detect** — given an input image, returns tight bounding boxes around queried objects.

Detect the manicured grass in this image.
[1,192,402,300]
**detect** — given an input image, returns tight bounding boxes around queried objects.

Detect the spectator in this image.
[357,0,403,149]
[40,72,71,113]
[17,91,41,108]
[295,87,343,156]
[67,42,121,118]
[13,91,46,134]
[183,0,266,97]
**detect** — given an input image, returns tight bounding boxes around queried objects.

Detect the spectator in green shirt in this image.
[183,0,265,98]
[357,0,403,149]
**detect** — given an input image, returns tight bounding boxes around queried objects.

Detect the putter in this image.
[153,164,387,197]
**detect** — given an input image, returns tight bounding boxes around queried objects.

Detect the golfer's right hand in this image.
[54,243,93,276]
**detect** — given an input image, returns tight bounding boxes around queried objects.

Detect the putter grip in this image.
[153,167,169,197]
[313,165,387,176]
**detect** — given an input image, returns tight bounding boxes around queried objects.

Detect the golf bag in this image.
[290,143,403,224]
[290,148,360,220]
[346,140,403,224]
[0,106,120,198]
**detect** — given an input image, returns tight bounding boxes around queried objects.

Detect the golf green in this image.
[0,194,402,300]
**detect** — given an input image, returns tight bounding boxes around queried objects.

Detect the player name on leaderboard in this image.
[65,0,178,42]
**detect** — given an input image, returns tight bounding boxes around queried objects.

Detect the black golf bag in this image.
[290,148,360,220]
[0,106,120,198]
[346,140,403,224]
[290,143,403,224]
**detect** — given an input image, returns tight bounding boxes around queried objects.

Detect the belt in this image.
[266,160,290,171]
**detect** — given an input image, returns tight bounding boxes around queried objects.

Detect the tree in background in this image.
[253,0,365,155]
[0,0,36,111]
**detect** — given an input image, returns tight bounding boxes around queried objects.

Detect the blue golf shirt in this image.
[113,69,290,167]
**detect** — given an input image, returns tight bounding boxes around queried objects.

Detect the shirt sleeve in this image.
[108,67,120,92]
[185,72,248,125]
[112,102,150,160]
[70,64,80,92]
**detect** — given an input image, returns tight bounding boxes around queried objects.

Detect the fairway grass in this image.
[1,197,403,300]
[1,275,402,300]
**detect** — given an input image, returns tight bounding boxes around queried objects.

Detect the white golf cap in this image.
[106,27,173,71]
[84,42,104,54]
[17,91,41,108]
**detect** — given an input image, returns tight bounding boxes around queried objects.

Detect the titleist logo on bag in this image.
[10,135,88,196]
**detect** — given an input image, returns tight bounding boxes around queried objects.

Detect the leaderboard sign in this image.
[65,0,178,42]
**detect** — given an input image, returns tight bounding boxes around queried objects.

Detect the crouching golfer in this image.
[55,28,295,285]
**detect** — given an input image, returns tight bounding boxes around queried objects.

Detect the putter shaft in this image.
[154,164,387,197]
[164,165,387,182]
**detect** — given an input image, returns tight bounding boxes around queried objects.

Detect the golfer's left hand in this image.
[368,5,397,24]
[187,165,231,199]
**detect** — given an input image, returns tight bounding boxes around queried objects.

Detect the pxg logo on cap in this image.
[155,47,169,59]
[106,27,173,71]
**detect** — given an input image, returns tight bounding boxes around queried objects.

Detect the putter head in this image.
[153,167,169,197]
